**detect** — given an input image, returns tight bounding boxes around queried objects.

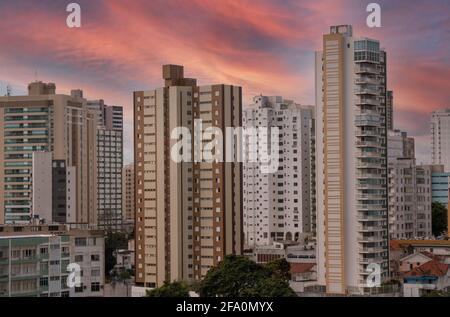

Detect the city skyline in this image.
[0,0,449,297]
[0,0,449,164]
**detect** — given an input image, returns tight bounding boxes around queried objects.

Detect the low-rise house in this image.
[403,259,450,297]
[399,252,434,276]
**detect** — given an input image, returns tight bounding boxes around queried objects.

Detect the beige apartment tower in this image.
[315,26,389,295]
[0,82,97,225]
[134,65,243,288]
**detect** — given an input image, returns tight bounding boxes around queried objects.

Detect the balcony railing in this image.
[355,65,380,75]
[355,98,380,106]
[354,88,379,95]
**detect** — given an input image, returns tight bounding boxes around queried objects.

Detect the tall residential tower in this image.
[431,109,450,172]
[242,95,314,248]
[315,25,389,294]
[0,82,97,225]
[134,65,243,288]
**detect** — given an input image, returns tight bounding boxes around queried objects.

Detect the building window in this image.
[39,277,48,287]
[75,238,87,247]
[75,284,84,293]
[74,255,83,262]
[91,282,101,292]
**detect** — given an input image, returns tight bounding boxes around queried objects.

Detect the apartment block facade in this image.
[86,99,124,231]
[122,163,135,223]
[315,25,389,294]
[134,65,243,288]
[242,95,314,248]
[0,82,96,225]
[387,129,432,239]
[387,160,432,239]
[0,224,104,297]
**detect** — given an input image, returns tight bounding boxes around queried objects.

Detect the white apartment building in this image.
[242,96,314,248]
[86,99,124,231]
[315,25,389,294]
[387,130,432,240]
[69,230,105,297]
[388,160,432,239]
[431,109,450,172]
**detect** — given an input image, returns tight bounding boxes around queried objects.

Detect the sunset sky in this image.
[0,0,449,163]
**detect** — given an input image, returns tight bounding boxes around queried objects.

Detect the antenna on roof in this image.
[6,85,11,96]
[34,70,38,82]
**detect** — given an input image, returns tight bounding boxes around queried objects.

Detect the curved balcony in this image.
[354,88,379,95]
[355,97,380,107]
[355,65,380,75]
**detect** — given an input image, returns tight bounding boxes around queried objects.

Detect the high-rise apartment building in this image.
[122,163,135,223]
[86,99,124,231]
[242,95,314,248]
[388,130,415,160]
[0,82,96,225]
[387,130,431,239]
[431,109,450,172]
[315,25,389,294]
[387,160,432,240]
[134,65,243,288]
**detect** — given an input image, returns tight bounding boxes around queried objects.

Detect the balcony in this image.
[359,246,385,253]
[356,140,382,148]
[355,76,379,85]
[355,97,380,107]
[355,114,381,127]
[358,235,385,243]
[356,173,385,179]
[11,256,38,264]
[356,194,386,200]
[355,129,381,137]
[357,215,386,222]
[358,257,385,264]
[356,150,382,158]
[355,65,380,75]
[354,88,378,95]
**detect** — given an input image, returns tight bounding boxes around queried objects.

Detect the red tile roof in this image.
[404,259,449,278]
[290,263,315,274]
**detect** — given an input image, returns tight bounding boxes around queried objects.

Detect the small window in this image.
[91,282,101,292]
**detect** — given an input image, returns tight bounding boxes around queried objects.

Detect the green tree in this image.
[146,281,190,297]
[265,258,291,282]
[198,255,296,297]
[432,202,448,236]
[251,276,297,297]
[105,231,129,277]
